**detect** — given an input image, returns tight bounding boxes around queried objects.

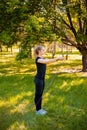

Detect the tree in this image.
[43,0,87,71]
[0,0,30,50]
[61,0,87,71]
[17,14,54,60]
[1,0,87,72]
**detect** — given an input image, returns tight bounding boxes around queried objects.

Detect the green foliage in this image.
[0,0,29,47]
[16,50,28,61]
[0,31,12,44]
[0,0,87,46]
[0,0,87,70]
[17,14,57,60]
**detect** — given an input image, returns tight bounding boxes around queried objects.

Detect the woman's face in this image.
[39,47,45,56]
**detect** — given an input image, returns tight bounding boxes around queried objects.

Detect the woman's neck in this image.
[37,54,42,58]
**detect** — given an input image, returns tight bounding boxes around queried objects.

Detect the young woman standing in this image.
[34,46,64,115]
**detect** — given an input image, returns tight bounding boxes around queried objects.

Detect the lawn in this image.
[0,51,87,130]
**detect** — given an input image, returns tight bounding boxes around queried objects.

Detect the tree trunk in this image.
[77,44,87,72]
[29,46,32,58]
[66,45,68,60]
[82,52,87,72]
[11,46,13,53]
[0,45,2,52]
[61,44,64,57]
[52,43,56,58]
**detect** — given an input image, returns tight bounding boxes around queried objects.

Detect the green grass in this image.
[0,52,87,130]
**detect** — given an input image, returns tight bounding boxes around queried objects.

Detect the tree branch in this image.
[85,0,87,11]
[66,8,78,38]
[62,0,78,40]
[62,36,77,47]
[56,14,71,29]
[85,0,87,35]
[78,0,83,32]
[83,0,87,35]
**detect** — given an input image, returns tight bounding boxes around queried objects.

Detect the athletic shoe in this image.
[36,109,47,115]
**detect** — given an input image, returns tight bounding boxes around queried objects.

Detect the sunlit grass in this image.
[0,52,36,76]
[8,121,27,130]
[0,51,87,130]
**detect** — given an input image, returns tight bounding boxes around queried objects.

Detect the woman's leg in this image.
[34,78,44,111]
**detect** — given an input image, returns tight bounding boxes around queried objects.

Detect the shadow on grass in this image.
[0,72,87,130]
[0,61,36,76]
[0,73,37,130]
[0,74,34,97]
[44,73,87,130]
[0,52,87,130]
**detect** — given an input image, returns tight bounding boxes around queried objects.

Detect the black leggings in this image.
[34,77,45,111]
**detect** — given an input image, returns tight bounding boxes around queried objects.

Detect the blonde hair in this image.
[34,46,43,56]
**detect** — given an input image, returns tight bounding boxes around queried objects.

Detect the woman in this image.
[34,45,64,115]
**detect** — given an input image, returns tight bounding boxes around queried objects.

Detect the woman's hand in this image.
[55,56,64,61]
